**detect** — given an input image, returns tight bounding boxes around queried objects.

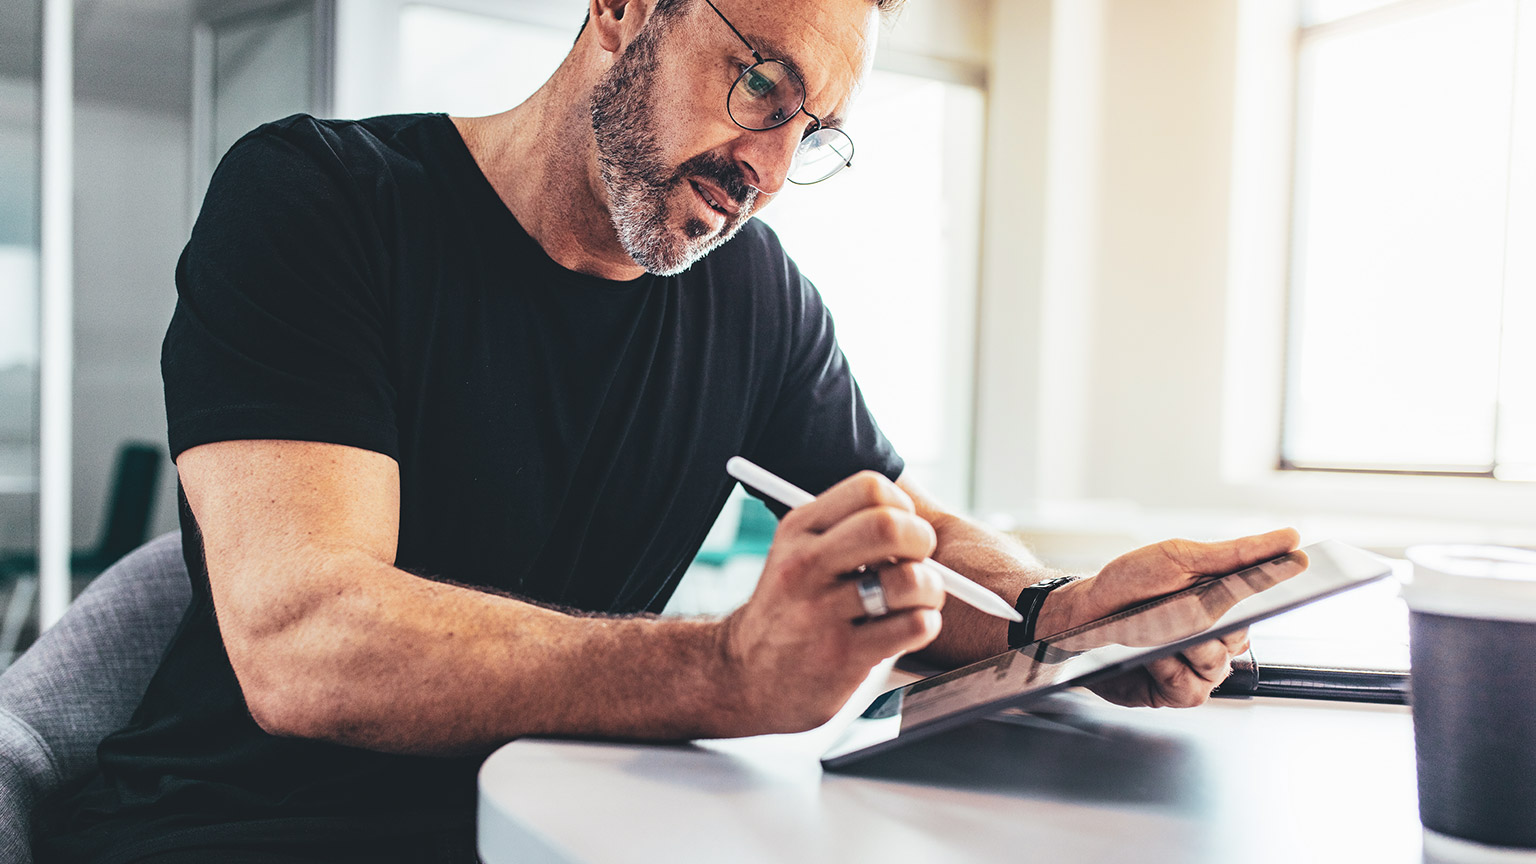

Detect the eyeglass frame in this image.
[699,0,855,185]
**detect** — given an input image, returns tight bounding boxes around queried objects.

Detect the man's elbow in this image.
[211,557,360,740]
[217,586,353,741]
[244,685,304,739]
[229,641,329,739]
[233,646,427,753]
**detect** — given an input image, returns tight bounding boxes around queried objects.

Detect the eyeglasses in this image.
[701,0,855,185]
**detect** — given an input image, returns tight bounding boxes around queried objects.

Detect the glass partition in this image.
[194,0,332,202]
[0,0,42,662]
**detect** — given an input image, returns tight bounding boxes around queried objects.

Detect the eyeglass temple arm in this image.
[701,0,763,63]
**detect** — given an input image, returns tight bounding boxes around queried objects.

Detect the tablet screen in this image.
[820,539,1393,768]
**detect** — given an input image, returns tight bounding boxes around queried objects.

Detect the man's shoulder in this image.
[225,112,452,178]
[197,112,477,250]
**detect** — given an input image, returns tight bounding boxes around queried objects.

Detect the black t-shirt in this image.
[38,113,902,862]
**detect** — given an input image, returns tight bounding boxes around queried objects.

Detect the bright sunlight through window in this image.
[1284,0,1536,480]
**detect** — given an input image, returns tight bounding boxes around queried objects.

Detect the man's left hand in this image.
[1037,528,1300,708]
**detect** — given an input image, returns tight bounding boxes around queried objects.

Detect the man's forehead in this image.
[709,0,879,121]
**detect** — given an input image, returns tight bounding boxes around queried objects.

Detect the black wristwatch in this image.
[1007,575,1079,649]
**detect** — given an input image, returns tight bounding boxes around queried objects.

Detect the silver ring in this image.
[856,572,889,618]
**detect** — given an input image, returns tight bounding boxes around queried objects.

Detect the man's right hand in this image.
[717,471,947,734]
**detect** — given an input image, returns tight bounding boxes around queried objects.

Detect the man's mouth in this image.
[689,178,738,219]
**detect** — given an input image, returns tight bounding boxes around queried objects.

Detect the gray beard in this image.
[588,21,758,276]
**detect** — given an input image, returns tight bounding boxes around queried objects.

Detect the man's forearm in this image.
[226,552,745,756]
[916,513,1080,666]
[192,444,948,759]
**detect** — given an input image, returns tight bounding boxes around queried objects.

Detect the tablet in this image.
[820,539,1394,769]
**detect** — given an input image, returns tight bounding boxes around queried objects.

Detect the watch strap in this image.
[1008,574,1079,649]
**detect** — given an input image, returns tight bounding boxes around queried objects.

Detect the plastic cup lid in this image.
[1404,545,1536,623]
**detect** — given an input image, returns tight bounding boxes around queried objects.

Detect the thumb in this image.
[1171,528,1300,577]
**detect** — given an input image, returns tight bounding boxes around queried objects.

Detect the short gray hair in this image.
[576,0,904,43]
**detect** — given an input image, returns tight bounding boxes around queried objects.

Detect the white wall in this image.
[880,0,991,83]
[1085,0,1239,509]
[973,0,1052,515]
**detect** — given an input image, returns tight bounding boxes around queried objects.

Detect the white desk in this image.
[478,686,1421,863]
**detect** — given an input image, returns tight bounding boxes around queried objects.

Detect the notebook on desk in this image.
[1214,571,1411,705]
[1217,638,1409,704]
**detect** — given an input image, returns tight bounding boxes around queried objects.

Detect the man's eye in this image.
[744,70,775,98]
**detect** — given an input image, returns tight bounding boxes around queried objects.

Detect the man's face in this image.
[589,0,877,276]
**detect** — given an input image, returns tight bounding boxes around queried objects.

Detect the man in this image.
[38,0,1295,861]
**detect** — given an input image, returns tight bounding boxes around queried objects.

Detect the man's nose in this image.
[733,123,802,197]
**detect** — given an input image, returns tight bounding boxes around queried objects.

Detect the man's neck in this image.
[451,57,648,282]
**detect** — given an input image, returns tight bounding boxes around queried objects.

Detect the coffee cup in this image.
[1404,545,1536,863]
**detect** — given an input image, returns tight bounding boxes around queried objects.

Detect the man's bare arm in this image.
[894,480,1055,666]
[181,440,945,757]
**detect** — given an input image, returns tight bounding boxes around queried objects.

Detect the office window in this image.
[756,71,985,505]
[1283,0,1536,480]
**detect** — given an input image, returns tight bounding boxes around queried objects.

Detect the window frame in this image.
[1277,0,1534,481]
[1216,0,1536,529]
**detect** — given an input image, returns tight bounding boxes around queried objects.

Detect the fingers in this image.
[1139,638,1237,708]
[849,607,943,661]
[1162,528,1300,578]
[793,505,937,579]
[1135,659,1220,709]
[1087,671,1157,708]
[765,471,937,594]
[779,470,916,535]
[1179,638,1233,684]
[1218,626,1250,656]
[834,562,946,621]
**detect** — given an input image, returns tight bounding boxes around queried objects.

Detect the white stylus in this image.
[726,456,1023,623]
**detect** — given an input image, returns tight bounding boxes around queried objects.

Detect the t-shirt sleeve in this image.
[744,256,904,506]
[162,119,398,461]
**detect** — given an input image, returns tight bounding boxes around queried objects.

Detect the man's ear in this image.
[586,0,656,55]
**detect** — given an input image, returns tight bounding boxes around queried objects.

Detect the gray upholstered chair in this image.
[0,532,189,862]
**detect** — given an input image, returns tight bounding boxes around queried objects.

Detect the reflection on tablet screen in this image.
[821,540,1391,769]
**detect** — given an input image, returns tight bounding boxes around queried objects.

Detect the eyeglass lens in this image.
[727,57,854,184]
[727,60,803,131]
[789,127,854,185]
